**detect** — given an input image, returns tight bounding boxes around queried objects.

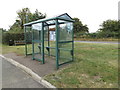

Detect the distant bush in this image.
[2,32,24,44]
[75,31,119,40]
[88,32,119,39]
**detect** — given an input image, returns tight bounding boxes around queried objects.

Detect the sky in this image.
[0,0,119,32]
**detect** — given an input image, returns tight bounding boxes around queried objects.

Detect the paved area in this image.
[75,41,120,44]
[2,57,45,88]
[3,53,64,77]
[0,57,2,89]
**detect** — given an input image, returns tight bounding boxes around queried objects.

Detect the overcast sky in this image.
[0,0,119,32]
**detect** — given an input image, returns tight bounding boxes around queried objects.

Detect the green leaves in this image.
[72,18,89,35]
[9,8,46,33]
[98,20,119,38]
[30,9,46,22]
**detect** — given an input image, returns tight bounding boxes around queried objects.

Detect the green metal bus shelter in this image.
[24,13,74,69]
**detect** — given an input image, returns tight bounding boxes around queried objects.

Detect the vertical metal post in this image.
[48,26,50,56]
[55,19,59,69]
[24,14,28,56]
[24,26,27,56]
[39,30,41,53]
[72,23,74,61]
[41,22,45,64]
[32,27,35,60]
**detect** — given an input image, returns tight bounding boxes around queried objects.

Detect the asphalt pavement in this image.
[0,57,2,89]
[2,57,45,88]
[75,41,119,44]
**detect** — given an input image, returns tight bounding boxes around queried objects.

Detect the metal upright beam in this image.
[39,30,41,53]
[41,22,45,64]
[32,27,35,60]
[72,23,74,61]
[48,26,50,56]
[55,19,59,69]
[24,26,27,56]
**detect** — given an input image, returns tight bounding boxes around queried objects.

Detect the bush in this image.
[86,32,119,39]
[2,32,24,44]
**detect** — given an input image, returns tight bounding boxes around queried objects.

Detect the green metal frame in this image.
[24,26,27,56]
[32,26,34,60]
[55,19,59,69]
[24,13,74,69]
[41,22,45,64]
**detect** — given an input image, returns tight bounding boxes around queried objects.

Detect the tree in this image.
[72,18,89,34]
[17,8,46,29]
[0,28,6,32]
[17,8,31,29]
[30,9,46,21]
[99,20,118,32]
[98,19,119,38]
[9,21,22,33]
[9,8,46,33]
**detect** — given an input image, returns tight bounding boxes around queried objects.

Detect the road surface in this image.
[75,41,119,44]
[1,57,45,88]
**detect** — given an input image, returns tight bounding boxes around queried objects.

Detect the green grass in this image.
[2,44,25,55]
[2,42,118,88]
[2,41,56,55]
[44,42,118,88]
[74,38,118,41]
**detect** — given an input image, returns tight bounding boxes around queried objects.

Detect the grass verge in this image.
[2,43,118,88]
[2,44,24,55]
[44,42,118,88]
[74,38,118,41]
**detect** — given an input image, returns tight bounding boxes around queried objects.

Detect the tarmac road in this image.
[75,41,119,44]
[1,57,45,88]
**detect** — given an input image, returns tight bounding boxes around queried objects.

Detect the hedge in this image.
[2,32,24,44]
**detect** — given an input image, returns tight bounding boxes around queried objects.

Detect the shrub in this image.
[2,32,24,44]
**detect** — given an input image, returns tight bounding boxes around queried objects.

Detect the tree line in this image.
[73,19,119,39]
[1,7,119,44]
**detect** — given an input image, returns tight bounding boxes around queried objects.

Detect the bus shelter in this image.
[24,13,74,69]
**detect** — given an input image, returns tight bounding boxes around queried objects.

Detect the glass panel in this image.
[49,31,56,41]
[26,26,32,54]
[44,26,48,41]
[26,26,32,43]
[58,21,73,65]
[44,26,49,55]
[33,30,41,42]
[59,50,72,64]
[44,41,48,55]
[58,42,72,64]
[34,42,42,60]
[32,23,42,42]
[58,21,73,42]
[46,20,56,25]
[34,42,41,53]
[58,43,72,49]
[49,25,56,41]
[58,20,65,23]
[49,41,56,56]
[32,23,42,30]
[58,14,72,20]
[49,48,56,56]
[32,23,42,61]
